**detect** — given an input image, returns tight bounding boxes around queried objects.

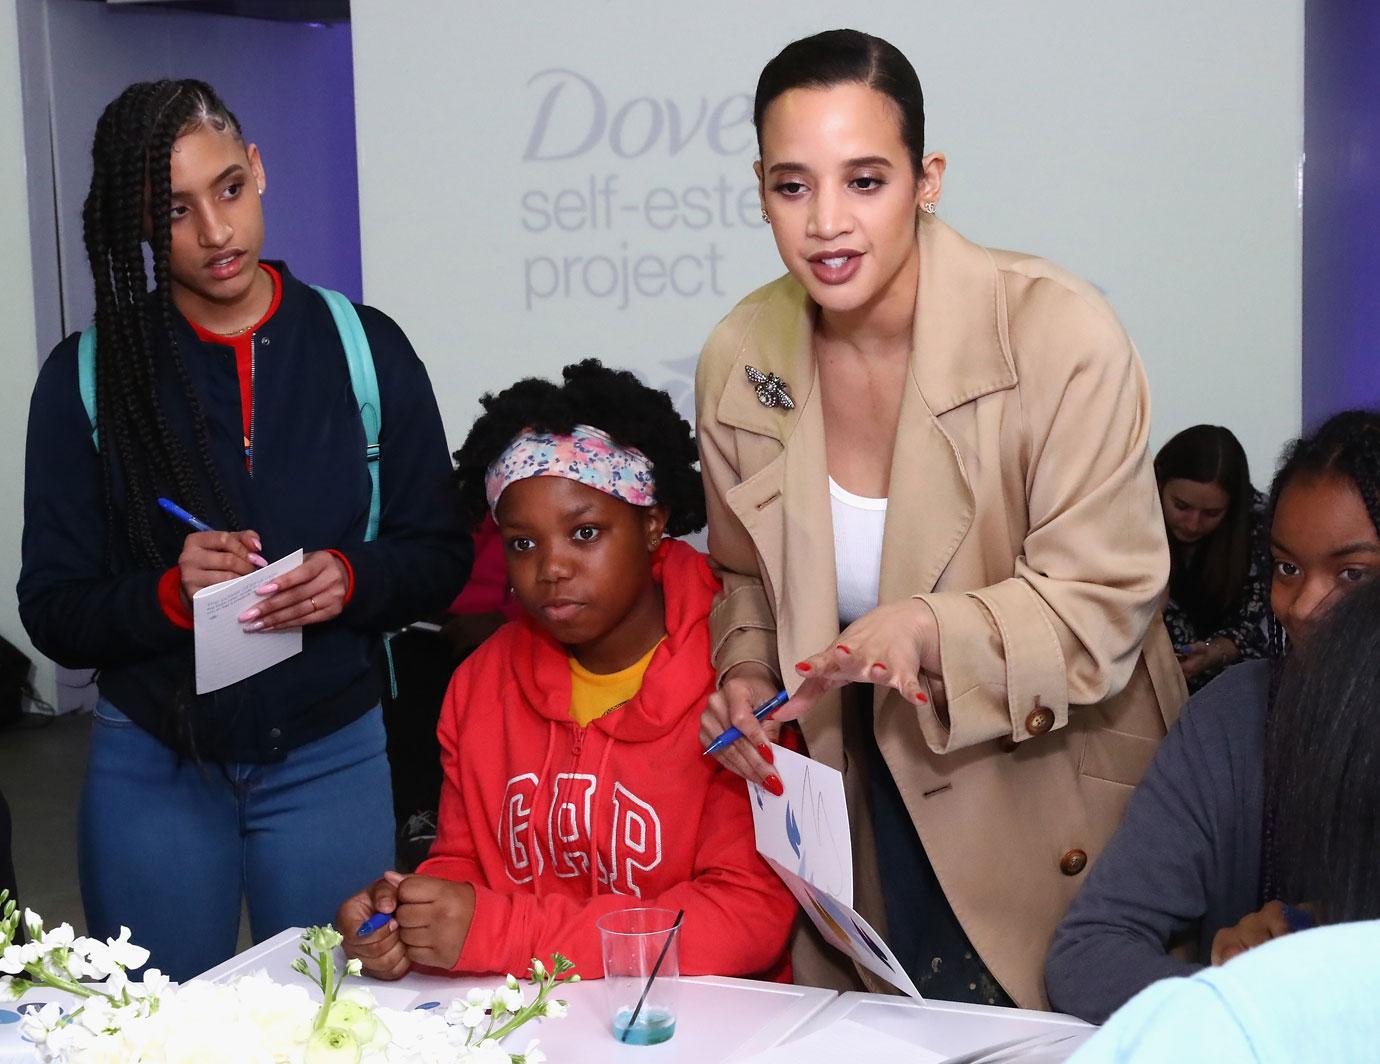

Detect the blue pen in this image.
[357,911,392,937]
[158,496,267,571]
[1280,902,1315,934]
[703,690,790,757]
[157,497,214,533]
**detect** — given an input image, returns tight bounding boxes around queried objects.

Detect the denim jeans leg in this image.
[78,700,242,981]
[241,707,395,942]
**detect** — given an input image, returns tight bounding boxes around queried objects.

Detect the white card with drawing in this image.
[750,743,922,1001]
[193,549,304,694]
[748,743,853,905]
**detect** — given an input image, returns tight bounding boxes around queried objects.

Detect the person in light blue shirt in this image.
[1067,921,1380,1064]
[1070,575,1380,1062]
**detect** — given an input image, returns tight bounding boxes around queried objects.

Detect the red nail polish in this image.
[763,775,784,797]
[871,662,888,671]
[913,691,929,704]
[757,743,775,764]
[837,645,851,655]
[795,661,812,672]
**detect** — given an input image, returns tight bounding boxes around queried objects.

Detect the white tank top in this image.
[829,477,888,625]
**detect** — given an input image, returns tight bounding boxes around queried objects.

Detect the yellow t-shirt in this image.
[568,639,664,727]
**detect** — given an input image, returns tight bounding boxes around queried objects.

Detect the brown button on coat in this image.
[694,217,1187,1009]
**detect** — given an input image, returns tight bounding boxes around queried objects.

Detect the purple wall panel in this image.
[1303,1,1380,426]
[165,18,363,302]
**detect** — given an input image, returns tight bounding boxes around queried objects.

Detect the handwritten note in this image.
[193,550,303,693]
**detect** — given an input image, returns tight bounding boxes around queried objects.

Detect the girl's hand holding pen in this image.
[338,871,411,981]
[338,872,477,979]
[241,550,350,631]
[178,529,266,602]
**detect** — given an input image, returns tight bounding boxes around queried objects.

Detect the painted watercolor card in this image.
[749,744,922,1000]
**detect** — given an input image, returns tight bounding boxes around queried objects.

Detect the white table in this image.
[784,991,1094,1061]
[200,927,838,1062]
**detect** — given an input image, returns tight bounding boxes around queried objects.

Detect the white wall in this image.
[351,1,1303,484]
[0,0,49,703]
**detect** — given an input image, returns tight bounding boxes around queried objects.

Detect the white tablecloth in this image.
[200,927,837,1062]
[2,929,1094,1062]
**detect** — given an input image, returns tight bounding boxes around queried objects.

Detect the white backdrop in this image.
[351,1,1303,483]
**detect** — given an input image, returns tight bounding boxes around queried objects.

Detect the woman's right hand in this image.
[178,530,266,602]
[699,662,784,791]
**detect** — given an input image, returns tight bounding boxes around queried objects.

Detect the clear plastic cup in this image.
[595,907,682,1045]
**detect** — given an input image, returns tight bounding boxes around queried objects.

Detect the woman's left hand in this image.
[785,599,942,720]
[239,550,350,631]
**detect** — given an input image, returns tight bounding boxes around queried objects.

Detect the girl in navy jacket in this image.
[18,79,471,980]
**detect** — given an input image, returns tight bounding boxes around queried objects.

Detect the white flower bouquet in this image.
[0,891,576,1063]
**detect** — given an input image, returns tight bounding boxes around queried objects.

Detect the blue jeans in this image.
[79,701,394,982]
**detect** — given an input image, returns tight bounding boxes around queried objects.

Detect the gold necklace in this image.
[213,321,256,338]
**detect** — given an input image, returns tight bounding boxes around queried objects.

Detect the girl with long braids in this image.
[1045,409,1380,1023]
[18,80,471,980]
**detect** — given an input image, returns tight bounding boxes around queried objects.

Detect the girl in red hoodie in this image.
[338,360,796,981]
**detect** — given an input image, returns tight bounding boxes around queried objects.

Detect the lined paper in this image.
[193,549,304,693]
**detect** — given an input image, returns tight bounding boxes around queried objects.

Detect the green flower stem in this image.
[313,947,336,1032]
[21,965,97,999]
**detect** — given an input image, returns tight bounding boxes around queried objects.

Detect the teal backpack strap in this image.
[77,326,99,450]
[312,286,398,699]
[311,285,381,543]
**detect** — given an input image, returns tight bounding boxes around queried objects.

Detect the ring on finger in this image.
[310,595,317,611]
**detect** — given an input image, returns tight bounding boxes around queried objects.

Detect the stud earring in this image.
[760,208,770,224]
[921,202,937,215]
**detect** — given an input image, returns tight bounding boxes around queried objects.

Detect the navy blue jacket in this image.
[18,263,472,762]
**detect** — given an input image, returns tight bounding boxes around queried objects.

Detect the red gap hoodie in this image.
[418,539,796,980]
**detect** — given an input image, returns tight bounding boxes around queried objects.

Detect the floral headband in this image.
[484,424,657,512]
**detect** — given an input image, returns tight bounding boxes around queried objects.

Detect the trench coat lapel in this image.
[877,217,1017,605]
[714,282,845,762]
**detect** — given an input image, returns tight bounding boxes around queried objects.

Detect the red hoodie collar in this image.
[509,539,721,742]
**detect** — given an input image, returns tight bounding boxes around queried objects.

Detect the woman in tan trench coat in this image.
[696,29,1187,1010]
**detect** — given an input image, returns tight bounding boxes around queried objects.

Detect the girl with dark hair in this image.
[17,80,471,980]
[1067,575,1380,1063]
[696,29,1185,1007]
[337,361,795,983]
[1046,409,1380,1023]
[1155,425,1269,690]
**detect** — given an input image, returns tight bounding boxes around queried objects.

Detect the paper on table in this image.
[748,743,853,905]
[193,549,304,694]
[739,1018,945,1063]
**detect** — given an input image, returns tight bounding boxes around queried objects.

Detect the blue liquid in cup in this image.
[612,1005,676,1045]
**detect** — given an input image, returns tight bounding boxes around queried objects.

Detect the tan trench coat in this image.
[694,216,1188,1009]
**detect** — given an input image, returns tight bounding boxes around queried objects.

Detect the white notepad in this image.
[193,549,304,693]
